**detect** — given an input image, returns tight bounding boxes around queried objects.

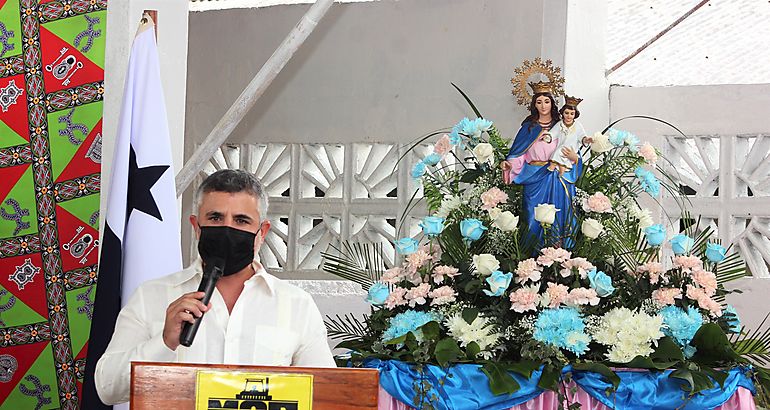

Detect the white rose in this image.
[534,203,558,225]
[492,211,519,232]
[488,207,502,220]
[472,253,500,276]
[590,132,613,153]
[472,143,495,165]
[582,218,604,239]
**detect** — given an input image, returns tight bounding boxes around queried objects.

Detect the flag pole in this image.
[174,0,335,196]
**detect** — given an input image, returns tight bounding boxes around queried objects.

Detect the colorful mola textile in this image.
[0,0,106,408]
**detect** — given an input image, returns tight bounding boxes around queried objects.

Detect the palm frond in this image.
[730,313,770,367]
[321,241,384,290]
[325,313,369,342]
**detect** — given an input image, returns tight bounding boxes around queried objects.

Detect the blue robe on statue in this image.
[506,121,581,247]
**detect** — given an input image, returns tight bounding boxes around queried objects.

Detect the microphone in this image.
[179,260,224,347]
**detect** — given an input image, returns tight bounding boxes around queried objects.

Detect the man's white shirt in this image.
[94,259,336,405]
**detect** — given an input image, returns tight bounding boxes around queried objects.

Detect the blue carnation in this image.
[381,310,441,343]
[411,162,427,179]
[534,307,590,356]
[608,128,627,146]
[635,167,661,197]
[422,153,442,166]
[625,133,640,153]
[659,306,703,357]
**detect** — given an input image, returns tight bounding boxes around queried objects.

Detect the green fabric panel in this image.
[0,282,45,327]
[0,119,26,149]
[42,11,106,70]
[47,101,103,181]
[1,343,60,410]
[65,285,94,358]
[0,0,22,59]
[0,166,38,239]
[57,193,100,230]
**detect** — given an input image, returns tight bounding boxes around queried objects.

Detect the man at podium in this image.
[94,169,336,405]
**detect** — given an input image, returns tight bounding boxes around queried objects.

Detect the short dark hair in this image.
[195,169,268,217]
[559,104,581,119]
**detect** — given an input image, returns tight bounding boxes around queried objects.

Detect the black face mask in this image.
[197,226,257,276]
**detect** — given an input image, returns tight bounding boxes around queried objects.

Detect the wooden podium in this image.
[130,361,379,410]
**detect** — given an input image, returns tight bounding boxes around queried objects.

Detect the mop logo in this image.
[196,372,313,410]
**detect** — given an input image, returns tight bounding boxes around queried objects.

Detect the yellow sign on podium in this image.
[195,371,314,410]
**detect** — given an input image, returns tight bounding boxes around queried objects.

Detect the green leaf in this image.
[691,323,739,364]
[451,82,483,118]
[506,360,542,379]
[670,368,696,393]
[462,307,479,325]
[464,279,482,294]
[537,365,561,391]
[465,342,481,360]
[624,356,679,370]
[700,366,728,389]
[481,361,520,395]
[460,168,484,183]
[572,363,620,388]
[651,336,685,363]
[421,321,440,342]
[434,338,462,367]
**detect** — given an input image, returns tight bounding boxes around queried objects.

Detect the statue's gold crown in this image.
[528,81,553,95]
[564,95,583,107]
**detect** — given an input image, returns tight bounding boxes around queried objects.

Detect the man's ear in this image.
[190,215,201,239]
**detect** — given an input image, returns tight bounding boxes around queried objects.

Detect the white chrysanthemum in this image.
[589,308,665,363]
[436,195,462,218]
[444,313,500,352]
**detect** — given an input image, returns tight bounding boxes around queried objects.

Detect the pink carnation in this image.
[429,286,457,306]
[381,267,404,284]
[405,283,431,307]
[434,134,451,155]
[691,268,717,296]
[515,258,542,283]
[583,192,613,213]
[565,288,600,306]
[545,282,570,308]
[639,143,658,164]
[674,255,702,273]
[432,265,460,284]
[384,287,408,309]
[652,287,682,306]
[509,287,541,313]
[560,257,595,279]
[686,285,723,317]
[480,187,509,211]
[406,250,432,273]
[637,262,666,284]
[537,247,572,267]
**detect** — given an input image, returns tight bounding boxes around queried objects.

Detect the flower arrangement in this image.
[323,95,770,409]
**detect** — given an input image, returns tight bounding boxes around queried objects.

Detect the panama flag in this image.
[82,17,182,409]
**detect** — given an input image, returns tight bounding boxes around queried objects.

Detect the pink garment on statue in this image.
[504,137,559,184]
[377,385,756,410]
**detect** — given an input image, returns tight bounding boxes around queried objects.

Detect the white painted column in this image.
[100,0,189,231]
[563,0,608,134]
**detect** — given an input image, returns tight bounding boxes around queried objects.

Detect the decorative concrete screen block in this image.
[201,142,433,276]
[663,134,770,278]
